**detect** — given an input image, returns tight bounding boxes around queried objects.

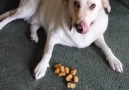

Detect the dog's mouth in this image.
[73,21,94,34]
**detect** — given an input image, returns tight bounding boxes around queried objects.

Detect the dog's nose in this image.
[74,23,83,33]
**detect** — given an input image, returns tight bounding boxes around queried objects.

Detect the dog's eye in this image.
[89,4,96,10]
[74,1,80,9]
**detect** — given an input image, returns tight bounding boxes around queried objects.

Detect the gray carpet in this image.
[0,0,129,90]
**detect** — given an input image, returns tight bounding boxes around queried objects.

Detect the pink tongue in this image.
[80,21,89,34]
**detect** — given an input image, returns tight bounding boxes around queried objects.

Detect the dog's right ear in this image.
[102,0,111,13]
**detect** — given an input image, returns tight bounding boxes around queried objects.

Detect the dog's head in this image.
[63,0,111,34]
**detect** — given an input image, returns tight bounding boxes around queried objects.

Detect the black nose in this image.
[74,23,83,33]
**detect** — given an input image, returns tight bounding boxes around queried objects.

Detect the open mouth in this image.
[74,21,89,34]
[74,21,94,34]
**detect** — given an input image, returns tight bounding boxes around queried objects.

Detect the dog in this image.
[0,0,123,80]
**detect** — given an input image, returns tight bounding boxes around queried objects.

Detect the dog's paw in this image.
[108,58,123,73]
[34,63,49,80]
[31,34,39,43]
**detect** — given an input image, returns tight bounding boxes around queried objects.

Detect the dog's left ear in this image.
[102,0,111,13]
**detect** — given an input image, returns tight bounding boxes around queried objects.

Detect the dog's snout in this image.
[74,23,83,33]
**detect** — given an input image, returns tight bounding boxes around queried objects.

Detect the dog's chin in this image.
[79,28,89,34]
[70,26,89,34]
[81,29,89,34]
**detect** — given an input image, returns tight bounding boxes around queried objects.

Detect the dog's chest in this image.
[69,35,93,48]
[58,30,96,48]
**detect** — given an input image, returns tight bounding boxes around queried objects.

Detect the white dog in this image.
[0,0,123,80]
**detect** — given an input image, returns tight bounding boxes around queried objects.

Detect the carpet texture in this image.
[0,0,129,90]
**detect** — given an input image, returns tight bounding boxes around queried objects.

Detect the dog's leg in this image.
[34,35,59,80]
[0,11,22,30]
[30,14,40,43]
[94,35,123,73]
[30,24,40,43]
[0,9,17,21]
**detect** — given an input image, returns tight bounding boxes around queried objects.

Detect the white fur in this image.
[0,0,40,30]
[0,0,123,80]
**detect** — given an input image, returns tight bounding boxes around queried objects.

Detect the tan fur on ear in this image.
[102,0,111,13]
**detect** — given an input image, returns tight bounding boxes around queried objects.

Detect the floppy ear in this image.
[102,0,111,13]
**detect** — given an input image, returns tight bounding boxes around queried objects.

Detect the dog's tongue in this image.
[80,21,89,34]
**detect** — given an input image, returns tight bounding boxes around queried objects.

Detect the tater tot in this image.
[71,69,77,75]
[66,74,73,81]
